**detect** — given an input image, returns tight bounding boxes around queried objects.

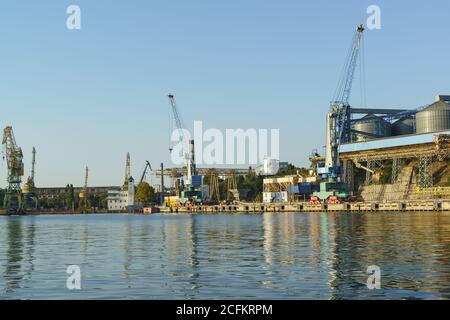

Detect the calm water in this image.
[0,212,450,300]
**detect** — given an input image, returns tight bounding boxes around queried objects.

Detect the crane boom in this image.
[168,94,186,153]
[139,161,153,185]
[332,24,365,106]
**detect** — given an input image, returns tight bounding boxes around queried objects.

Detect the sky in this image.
[0,0,449,187]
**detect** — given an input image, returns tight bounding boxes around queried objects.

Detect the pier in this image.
[159,200,450,214]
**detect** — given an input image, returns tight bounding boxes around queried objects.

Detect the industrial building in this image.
[36,186,119,199]
[263,174,317,203]
[337,95,450,201]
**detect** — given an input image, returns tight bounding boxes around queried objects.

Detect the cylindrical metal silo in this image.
[416,101,450,134]
[352,114,391,142]
[392,117,415,136]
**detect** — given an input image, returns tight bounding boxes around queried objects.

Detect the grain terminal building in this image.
[338,95,450,200]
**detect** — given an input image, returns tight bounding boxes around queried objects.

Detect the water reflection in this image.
[2,217,36,294]
[0,213,450,299]
[4,218,24,293]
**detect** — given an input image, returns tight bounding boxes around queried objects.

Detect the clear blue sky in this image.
[0,0,449,187]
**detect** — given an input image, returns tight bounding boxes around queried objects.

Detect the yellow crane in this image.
[2,126,24,212]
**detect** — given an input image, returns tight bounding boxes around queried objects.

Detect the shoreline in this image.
[1,200,449,216]
[159,200,450,214]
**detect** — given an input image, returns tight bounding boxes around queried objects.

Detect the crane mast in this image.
[79,166,89,210]
[326,24,365,172]
[22,147,39,210]
[2,126,24,211]
[31,147,36,185]
[123,152,131,190]
[24,147,36,189]
[84,166,89,191]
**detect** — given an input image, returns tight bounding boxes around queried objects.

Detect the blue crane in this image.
[139,161,153,185]
[325,24,365,172]
[313,24,365,202]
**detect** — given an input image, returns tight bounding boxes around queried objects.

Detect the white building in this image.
[107,177,135,212]
[107,190,129,211]
[263,191,288,204]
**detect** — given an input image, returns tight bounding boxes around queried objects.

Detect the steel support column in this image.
[418,155,433,189]
[343,160,355,192]
[365,159,382,185]
[391,158,403,185]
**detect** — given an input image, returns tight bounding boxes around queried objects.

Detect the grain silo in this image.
[416,99,450,134]
[392,117,415,136]
[352,114,392,142]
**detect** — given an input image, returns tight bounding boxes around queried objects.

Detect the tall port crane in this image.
[168,94,197,185]
[325,24,365,174]
[167,94,203,206]
[123,152,131,190]
[23,147,38,209]
[30,147,36,186]
[312,24,365,201]
[79,166,89,210]
[23,147,37,190]
[2,126,25,211]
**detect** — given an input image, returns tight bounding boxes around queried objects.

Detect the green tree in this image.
[135,182,155,206]
[97,192,108,209]
[56,193,67,209]
[65,184,75,210]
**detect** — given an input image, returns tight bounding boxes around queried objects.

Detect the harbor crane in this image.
[2,126,25,211]
[23,147,38,209]
[29,147,36,187]
[168,94,197,185]
[317,24,417,200]
[313,24,366,201]
[123,152,131,190]
[79,166,89,211]
[167,94,203,205]
[325,24,365,173]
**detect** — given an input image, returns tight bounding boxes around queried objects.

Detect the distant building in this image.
[107,177,135,212]
[107,190,129,211]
